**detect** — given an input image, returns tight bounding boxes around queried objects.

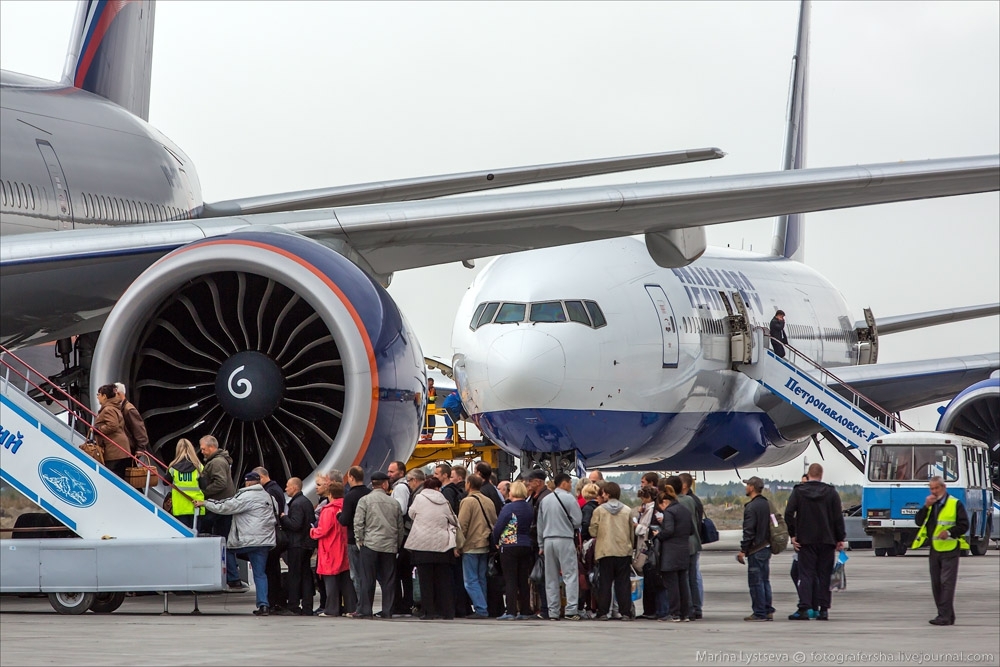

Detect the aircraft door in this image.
[36,140,73,230]
[645,285,679,368]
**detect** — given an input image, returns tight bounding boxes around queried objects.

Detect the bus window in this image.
[868,445,911,481]
[912,446,958,482]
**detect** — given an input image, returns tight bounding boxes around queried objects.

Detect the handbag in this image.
[125,452,158,490]
[529,553,545,583]
[700,516,720,544]
[79,440,104,465]
[475,497,503,579]
[447,509,465,552]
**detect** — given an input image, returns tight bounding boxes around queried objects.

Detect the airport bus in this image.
[862,432,992,557]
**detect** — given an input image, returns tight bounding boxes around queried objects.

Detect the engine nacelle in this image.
[937,375,999,483]
[91,230,425,492]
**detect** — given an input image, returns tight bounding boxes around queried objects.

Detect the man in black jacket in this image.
[476,461,504,515]
[279,477,315,615]
[784,463,845,621]
[769,310,789,358]
[254,467,286,611]
[338,466,370,604]
[737,476,772,622]
[913,476,970,626]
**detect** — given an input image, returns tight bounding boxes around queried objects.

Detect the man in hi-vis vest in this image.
[912,476,969,626]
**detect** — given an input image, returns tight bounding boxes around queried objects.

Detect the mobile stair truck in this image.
[1,347,226,614]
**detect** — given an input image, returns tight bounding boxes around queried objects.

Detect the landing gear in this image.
[520,449,578,477]
[48,592,95,615]
[89,592,127,613]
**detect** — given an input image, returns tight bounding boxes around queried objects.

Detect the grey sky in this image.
[2,1,997,485]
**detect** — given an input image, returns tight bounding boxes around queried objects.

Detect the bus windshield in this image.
[868,444,959,482]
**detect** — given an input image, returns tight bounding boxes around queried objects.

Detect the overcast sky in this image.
[2,1,997,485]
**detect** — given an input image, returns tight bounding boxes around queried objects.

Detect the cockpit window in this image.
[477,302,501,328]
[564,300,591,326]
[585,301,607,328]
[469,302,487,330]
[529,302,567,323]
[495,303,526,323]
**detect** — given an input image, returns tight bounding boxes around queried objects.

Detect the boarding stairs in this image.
[0,345,193,540]
[723,295,909,468]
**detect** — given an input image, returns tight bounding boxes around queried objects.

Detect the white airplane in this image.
[451,2,1000,476]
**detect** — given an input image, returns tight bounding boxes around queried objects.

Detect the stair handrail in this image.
[757,327,913,432]
[0,344,179,493]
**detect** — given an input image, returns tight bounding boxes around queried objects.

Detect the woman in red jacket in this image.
[310,480,356,617]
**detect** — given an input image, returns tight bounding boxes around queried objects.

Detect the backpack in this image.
[700,517,720,544]
[766,498,789,555]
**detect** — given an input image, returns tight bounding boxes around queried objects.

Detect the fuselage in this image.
[452,237,861,470]
[0,70,200,236]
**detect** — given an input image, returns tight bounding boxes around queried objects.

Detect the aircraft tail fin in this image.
[770,0,810,262]
[62,0,156,121]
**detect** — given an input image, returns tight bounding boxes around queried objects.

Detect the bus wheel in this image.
[48,592,95,615]
[892,540,908,556]
[90,592,127,613]
[874,547,888,557]
[971,525,991,556]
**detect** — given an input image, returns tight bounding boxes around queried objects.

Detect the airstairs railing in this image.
[0,344,199,534]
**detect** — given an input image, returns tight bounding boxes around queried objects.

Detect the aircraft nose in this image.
[487,329,565,408]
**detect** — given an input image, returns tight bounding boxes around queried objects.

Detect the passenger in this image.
[575,477,588,508]
[387,461,412,617]
[445,464,470,616]
[492,480,535,620]
[497,480,511,505]
[737,476,773,622]
[666,475,702,621]
[309,471,333,614]
[197,435,238,589]
[913,475,970,626]
[640,472,660,492]
[475,461,504,515]
[195,471,277,616]
[784,463,846,621]
[680,473,705,619]
[405,477,459,620]
[278,477,315,616]
[789,473,809,610]
[525,469,552,618]
[631,486,659,619]
[93,383,130,478]
[589,481,634,621]
[255,466,287,612]
[588,470,604,483]
[445,465,468,513]
[539,472,583,621]
[338,466,370,604]
[311,480,356,617]
[580,483,601,539]
[166,438,204,529]
[353,471,404,619]
[654,485,692,622]
[397,468,426,616]
[457,474,498,618]
[769,309,789,358]
[114,382,149,453]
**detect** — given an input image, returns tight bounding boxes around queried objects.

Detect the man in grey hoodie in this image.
[538,473,583,620]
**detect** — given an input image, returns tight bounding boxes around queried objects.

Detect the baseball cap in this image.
[743,476,764,491]
[244,471,261,482]
[525,469,547,482]
[370,471,390,482]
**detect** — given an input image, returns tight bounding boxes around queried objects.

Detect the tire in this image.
[90,592,127,614]
[874,547,888,557]
[48,592,95,615]
[971,525,991,556]
[893,541,908,556]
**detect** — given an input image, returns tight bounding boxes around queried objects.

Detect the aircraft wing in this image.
[2,154,998,343]
[858,303,1000,335]
[829,353,1000,414]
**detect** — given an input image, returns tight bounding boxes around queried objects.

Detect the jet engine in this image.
[937,375,1000,485]
[90,230,425,490]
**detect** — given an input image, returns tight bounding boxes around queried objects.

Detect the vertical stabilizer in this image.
[770,0,810,262]
[61,0,156,121]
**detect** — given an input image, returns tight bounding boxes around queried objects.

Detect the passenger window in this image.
[495,303,526,324]
[477,302,501,328]
[565,300,591,326]
[868,445,912,481]
[584,301,607,328]
[529,302,566,323]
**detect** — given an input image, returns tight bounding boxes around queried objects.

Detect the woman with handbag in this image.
[404,477,460,620]
[167,438,204,529]
[93,383,130,478]
[491,480,535,620]
[654,485,694,622]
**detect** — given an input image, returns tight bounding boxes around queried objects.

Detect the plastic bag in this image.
[830,550,848,592]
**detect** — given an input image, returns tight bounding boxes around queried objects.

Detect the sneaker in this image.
[548,616,560,621]
[497,614,516,621]
[788,609,811,620]
[515,614,534,621]
[671,616,684,623]
[621,614,635,622]
[744,615,768,622]
[349,612,373,619]
[226,583,249,593]
[817,609,829,621]
[766,613,773,621]
[317,612,333,617]
[275,608,299,616]
[692,612,703,620]
[253,606,269,616]
[374,611,392,619]
[595,615,610,621]
[807,608,819,620]
[472,612,490,619]
[565,614,581,621]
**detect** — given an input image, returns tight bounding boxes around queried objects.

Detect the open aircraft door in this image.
[645,285,679,368]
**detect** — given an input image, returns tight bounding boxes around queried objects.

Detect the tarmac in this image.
[1,542,998,667]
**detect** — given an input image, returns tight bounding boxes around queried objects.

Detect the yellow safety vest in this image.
[171,467,205,516]
[911,495,969,552]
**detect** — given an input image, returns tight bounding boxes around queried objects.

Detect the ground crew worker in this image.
[422,378,437,441]
[912,476,969,626]
[167,438,204,530]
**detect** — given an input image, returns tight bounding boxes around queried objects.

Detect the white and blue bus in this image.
[863,432,992,557]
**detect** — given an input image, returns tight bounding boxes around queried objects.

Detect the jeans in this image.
[229,546,270,609]
[687,552,702,615]
[347,543,363,602]
[444,413,454,441]
[747,549,774,619]
[462,553,489,615]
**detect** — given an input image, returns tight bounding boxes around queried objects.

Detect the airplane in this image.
[1,1,997,495]
[451,1,1000,477]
